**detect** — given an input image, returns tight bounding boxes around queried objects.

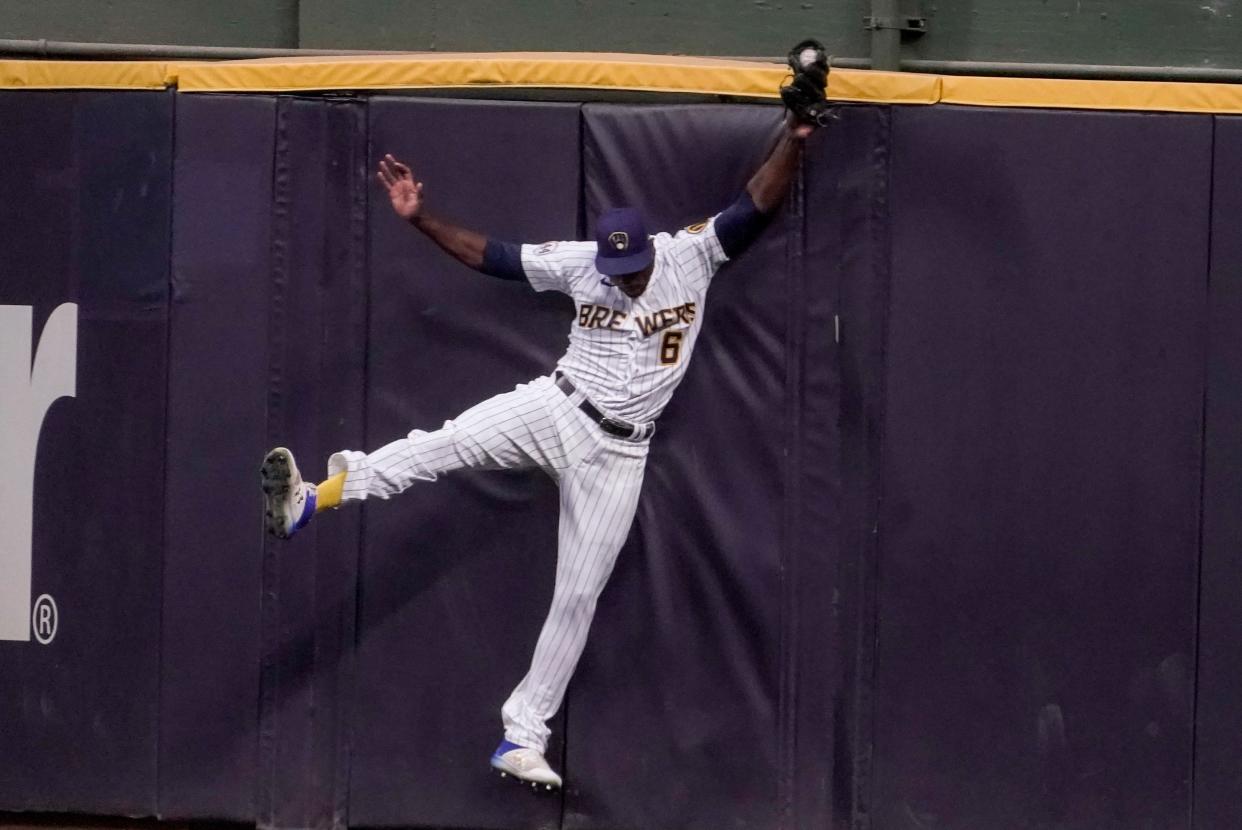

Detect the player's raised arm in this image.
[747,116,815,212]
[712,115,815,260]
[376,154,525,282]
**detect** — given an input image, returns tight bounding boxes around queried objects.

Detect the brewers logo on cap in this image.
[594,207,653,276]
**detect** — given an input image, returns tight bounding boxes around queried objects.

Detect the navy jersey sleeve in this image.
[714,191,774,260]
[479,239,526,282]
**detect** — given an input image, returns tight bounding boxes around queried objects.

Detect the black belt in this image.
[554,372,655,441]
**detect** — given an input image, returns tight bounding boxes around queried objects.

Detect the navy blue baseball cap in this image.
[594,207,654,276]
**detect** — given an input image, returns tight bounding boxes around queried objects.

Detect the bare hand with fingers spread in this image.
[376,153,424,222]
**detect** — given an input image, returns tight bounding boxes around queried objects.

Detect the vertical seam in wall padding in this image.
[259,95,293,830]
[833,119,857,829]
[155,86,178,820]
[865,105,894,830]
[337,97,369,830]
[1189,114,1216,830]
[576,104,587,241]
[313,99,329,830]
[854,106,893,830]
[308,100,324,830]
[345,97,374,830]
[556,102,588,830]
[794,140,810,827]
[777,143,808,830]
[828,113,853,829]
[796,145,809,830]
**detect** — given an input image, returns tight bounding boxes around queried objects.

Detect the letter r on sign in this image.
[0,304,77,641]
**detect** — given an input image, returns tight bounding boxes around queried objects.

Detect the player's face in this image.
[613,263,655,298]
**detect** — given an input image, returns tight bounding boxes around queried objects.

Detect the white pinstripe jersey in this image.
[521,214,728,424]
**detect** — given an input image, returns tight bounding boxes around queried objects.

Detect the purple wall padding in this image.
[161,94,276,821]
[6,91,1240,830]
[567,103,833,830]
[870,106,1209,828]
[348,98,582,829]
[806,105,893,830]
[1194,115,1242,830]
[256,97,368,830]
[0,90,172,814]
[163,95,369,829]
[784,118,848,830]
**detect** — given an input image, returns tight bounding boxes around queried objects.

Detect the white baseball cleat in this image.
[490,740,562,790]
[260,447,317,539]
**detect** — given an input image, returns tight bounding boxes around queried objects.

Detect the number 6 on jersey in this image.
[660,330,684,366]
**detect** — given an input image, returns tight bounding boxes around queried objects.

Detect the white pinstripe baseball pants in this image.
[328,374,650,753]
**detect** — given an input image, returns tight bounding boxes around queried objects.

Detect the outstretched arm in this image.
[713,116,815,260]
[747,117,815,213]
[376,154,488,270]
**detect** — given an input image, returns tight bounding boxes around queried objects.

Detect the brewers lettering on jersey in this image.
[259,114,818,791]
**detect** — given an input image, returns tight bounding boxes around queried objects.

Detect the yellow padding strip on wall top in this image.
[169,52,941,105]
[941,74,1242,115]
[0,60,170,89]
[4,53,1242,114]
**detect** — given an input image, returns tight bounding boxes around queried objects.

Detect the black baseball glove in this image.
[779,39,832,127]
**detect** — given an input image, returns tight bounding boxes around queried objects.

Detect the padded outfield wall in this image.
[1,57,1241,830]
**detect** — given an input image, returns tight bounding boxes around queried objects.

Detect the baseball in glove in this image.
[779,39,832,127]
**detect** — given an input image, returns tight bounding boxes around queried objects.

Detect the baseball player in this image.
[261,113,816,790]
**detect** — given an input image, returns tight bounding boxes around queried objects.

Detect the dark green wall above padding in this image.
[907,0,1242,67]
[0,0,299,47]
[296,0,868,58]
